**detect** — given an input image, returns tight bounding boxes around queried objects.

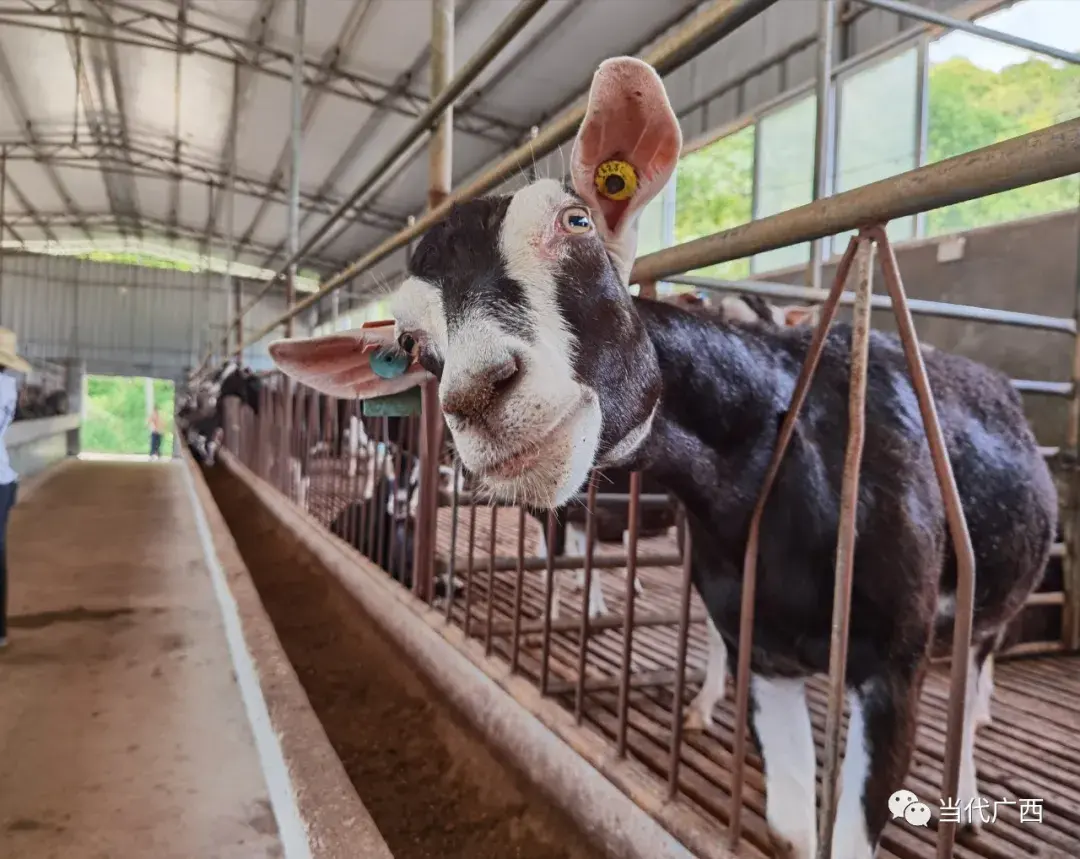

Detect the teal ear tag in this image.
[370,347,411,379]
[363,387,423,417]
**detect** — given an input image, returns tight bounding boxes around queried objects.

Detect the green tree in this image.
[83,376,175,456]
[926,54,1080,235]
[674,126,756,279]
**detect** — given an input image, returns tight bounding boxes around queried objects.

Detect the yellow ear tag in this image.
[594,160,637,201]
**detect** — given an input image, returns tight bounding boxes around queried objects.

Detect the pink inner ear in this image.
[571,58,682,238]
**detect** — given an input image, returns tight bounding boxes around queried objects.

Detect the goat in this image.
[179,360,262,467]
[267,58,1055,858]
[330,449,464,602]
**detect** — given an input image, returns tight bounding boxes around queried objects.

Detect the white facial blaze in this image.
[392,180,604,508]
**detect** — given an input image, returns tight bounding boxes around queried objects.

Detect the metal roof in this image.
[0,0,701,289]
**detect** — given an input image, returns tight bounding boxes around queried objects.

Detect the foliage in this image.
[925,54,1080,236]
[83,376,175,456]
[673,126,755,279]
[74,249,199,272]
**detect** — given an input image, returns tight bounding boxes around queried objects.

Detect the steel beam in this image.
[284,0,306,339]
[239,0,783,346]
[236,0,375,257]
[231,0,548,347]
[0,34,93,242]
[0,136,404,236]
[808,0,836,291]
[856,0,1080,66]
[630,117,1080,285]
[0,1,519,144]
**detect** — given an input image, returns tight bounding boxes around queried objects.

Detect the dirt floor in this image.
[0,461,283,859]
[204,464,602,859]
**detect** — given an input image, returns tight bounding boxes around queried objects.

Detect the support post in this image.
[235,279,244,358]
[285,0,306,338]
[808,0,836,291]
[64,358,84,457]
[224,60,239,358]
[414,0,454,602]
[1065,196,1080,650]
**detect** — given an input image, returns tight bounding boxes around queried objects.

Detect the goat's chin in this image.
[470,398,602,510]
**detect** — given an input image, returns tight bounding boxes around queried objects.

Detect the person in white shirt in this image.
[0,328,29,648]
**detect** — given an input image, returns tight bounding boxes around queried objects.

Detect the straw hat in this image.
[0,328,30,374]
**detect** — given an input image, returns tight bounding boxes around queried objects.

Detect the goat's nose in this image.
[441,355,522,422]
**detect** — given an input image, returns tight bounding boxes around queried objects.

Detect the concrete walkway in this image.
[0,460,284,859]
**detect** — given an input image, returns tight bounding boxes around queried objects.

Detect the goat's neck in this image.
[630,299,783,542]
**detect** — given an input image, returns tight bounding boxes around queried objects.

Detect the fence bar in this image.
[667,520,694,800]
[856,0,1080,66]
[729,236,861,849]
[485,504,498,656]
[808,0,836,291]
[510,506,527,673]
[444,457,462,622]
[242,0,783,344]
[871,226,976,859]
[667,273,1077,334]
[616,472,642,758]
[818,235,875,858]
[225,0,549,347]
[575,474,599,723]
[223,61,239,357]
[632,118,1080,287]
[540,509,558,695]
[463,497,478,638]
[475,551,682,575]
[1066,190,1080,650]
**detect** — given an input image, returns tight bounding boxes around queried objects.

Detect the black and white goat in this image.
[179,360,262,466]
[330,448,464,601]
[268,59,1055,858]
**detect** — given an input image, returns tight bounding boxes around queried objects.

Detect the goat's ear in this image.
[570,57,682,283]
[782,305,820,327]
[267,326,433,400]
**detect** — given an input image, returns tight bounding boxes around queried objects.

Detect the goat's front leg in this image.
[958,648,991,831]
[621,530,646,597]
[684,615,728,732]
[832,661,926,859]
[567,522,608,618]
[752,675,818,859]
[537,528,564,622]
[973,652,994,729]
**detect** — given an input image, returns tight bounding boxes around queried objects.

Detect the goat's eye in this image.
[398,333,418,355]
[560,206,593,235]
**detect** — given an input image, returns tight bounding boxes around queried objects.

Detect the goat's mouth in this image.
[482,397,587,480]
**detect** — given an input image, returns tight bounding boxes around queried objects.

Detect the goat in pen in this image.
[266,58,1055,859]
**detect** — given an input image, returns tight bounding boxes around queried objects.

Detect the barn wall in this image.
[761,208,1080,446]
[0,253,310,380]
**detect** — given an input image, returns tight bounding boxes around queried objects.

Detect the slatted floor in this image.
[428,505,1080,859]
[294,463,1079,859]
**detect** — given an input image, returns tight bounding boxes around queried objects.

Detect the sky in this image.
[929,0,1080,70]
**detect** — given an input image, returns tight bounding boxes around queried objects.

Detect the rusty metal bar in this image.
[632,118,1080,287]
[871,226,976,859]
[468,551,682,574]
[485,504,498,656]
[242,0,784,344]
[668,519,694,800]
[818,234,875,858]
[1066,187,1080,650]
[540,509,557,694]
[548,668,707,697]
[666,273,1077,334]
[575,474,599,724]
[617,471,642,758]
[444,457,462,622]
[477,609,706,639]
[510,506,527,673]
[857,0,1080,66]
[807,0,836,291]
[463,497,478,638]
[284,0,305,339]
[728,236,861,849]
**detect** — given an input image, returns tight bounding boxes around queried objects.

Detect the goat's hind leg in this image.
[831,660,927,859]
[752,674,818,859]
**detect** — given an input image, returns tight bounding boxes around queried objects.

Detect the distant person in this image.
[0,327,30,648]
[148,407,164,460]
